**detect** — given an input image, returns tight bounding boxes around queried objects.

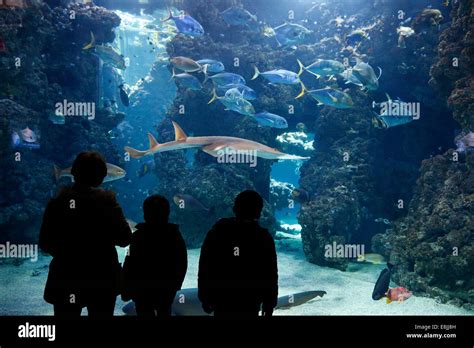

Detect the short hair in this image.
[233,190,264,220]
[71,151,107,187]
[143,195,170,224]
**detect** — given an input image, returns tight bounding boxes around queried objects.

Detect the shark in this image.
[124,121,310,161]
[122,288,327,316]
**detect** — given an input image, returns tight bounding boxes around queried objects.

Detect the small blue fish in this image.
[162,9,204,37]
[221,6,257,27]
[297,86,354,109]
[297,59,345,78]
[352,58,381,91]
[252,66,301,85]
[172,69,202,90]
[196,59,225,73]
[217,84,257,100]
[209,88,255,116]
[137,159,155,178]
[209,72,246,87]
[253,111,288,129]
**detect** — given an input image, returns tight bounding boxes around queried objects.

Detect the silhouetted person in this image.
[122,195,187,317]
[198,190,278,317]
[39,151,132,317]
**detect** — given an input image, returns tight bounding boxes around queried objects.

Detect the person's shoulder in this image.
[214,217,235,227]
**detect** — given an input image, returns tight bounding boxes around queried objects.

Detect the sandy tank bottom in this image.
[0,242,472,316]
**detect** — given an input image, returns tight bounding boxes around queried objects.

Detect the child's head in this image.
[143,195,170,224]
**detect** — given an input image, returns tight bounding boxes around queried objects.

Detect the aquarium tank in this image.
[0,0,473,323]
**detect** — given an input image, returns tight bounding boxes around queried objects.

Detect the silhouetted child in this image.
[198,190,278,317]
[123,195,187,317]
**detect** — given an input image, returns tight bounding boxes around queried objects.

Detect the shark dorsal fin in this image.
[147,132,159,149]
[172,121,187,141]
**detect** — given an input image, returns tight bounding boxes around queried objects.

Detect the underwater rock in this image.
[429,0,474,130]
[0,3,124,242]
[373,150,474,307]
[269,179,294,211]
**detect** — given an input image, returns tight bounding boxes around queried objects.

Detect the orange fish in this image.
[386,287,412,304]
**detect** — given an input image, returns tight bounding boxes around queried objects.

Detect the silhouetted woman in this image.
[39,151,132,317]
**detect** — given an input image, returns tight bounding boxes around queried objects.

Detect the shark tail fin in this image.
[251,65,260,80]
[297,59,305,77]
[124,146,149,159]
[162,8,173,22]
[147,132,159,149]
[172,121,187,141]
[83,31,95,50]
[296,81,307,99]
[208,88,218,104]
[53,165,62,182]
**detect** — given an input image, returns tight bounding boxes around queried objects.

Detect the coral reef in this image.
[0,2,124,242]
[373,0,474,308]
[373,150,474,309]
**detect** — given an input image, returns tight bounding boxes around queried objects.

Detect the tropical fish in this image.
[53,163,126,183]
[208,72,246,87]
[171,69,202,90]
[297,85,354,109]
[170,56,207,74]
[357,253,386,265]
[83,32,126,70]
[420,8,443,26]
[208,88,255,116]
[162,9,204,37]
[386,287,412,304]
[252,66,301,85]
[291,188,310,203]
[173,193,210,212]
[216,84,256,100]
[124,122,310,161]
[397,26,415,48]
[340,68,364,87]
[48,112,66,125]
[351,58,381,91]
[221,6,257,27]
[271,22,311,47]
[136,158,155,178]
[455,132,474,153]
[252,111,288,129]
[21,127,37,143]
[297,59,345,78]
[123,288,327,316]
[118,84,130,107]
[372,263,393,300]
[372,94,416,129]
[196,59,225,73]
